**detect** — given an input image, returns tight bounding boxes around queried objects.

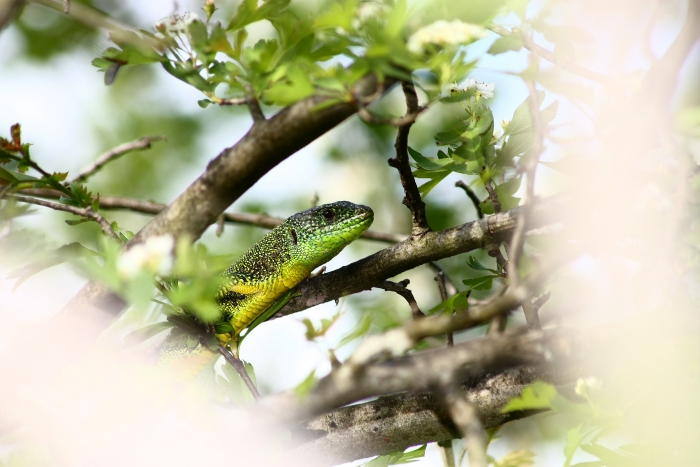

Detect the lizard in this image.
[158,201,374,378]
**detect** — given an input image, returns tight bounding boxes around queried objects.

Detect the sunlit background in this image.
[1,0,699,465]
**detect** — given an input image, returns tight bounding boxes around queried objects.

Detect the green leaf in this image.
[227,0,291,31]
[428,289,470,315]
[467,255,500,274]
[338,314,371,348]
[579,444,634,466]
[417,172,449,198]
[502,381,557,413]
[564,424,586,467]
[462,275,497,291]
[294,369,317,400]
[488,34,524,55]
[220,360,257,404]
[214,322,235,334]
[264,65,316,106]
[198,99,212,108]
[123,321,175,347]
[408,147,453,170]
[237,288,297,349]
[362,445,426,466]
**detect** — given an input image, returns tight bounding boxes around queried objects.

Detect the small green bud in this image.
[203,0,217,20]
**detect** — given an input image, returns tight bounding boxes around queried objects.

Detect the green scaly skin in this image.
[159,201,374,376]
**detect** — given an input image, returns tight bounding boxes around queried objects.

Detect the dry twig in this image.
[389,81,430,236]
[218,345,260,400]
[455,180,484,219]
[375,279,423,319]
[68,136,165,184]
[7,194,117,239]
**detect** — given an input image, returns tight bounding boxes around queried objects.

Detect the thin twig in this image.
[533,292,551,312]
[357,101,427,127]
[438,440,456,467]
[62,0,69,14]
[218,345,260,400]
[0,0,23,30]
[427,262,457,296]
[8,194,117,239]
[68,136,165,184]
[487,23,609,84]
[483,182,502,214]
[19,189,407,244]
[455,180,483,219]
[389,81,430,236]
[375,279,423,319]
[440,382,487,467]
[348,251,574,367]
[506,74,545,330]
[521,300,541,331]
[215,213,225,237]
[435,271,453,346]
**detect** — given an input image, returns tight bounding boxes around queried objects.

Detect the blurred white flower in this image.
[407,20,487,53]
[117,235,175,280]
[575,376,602,396]
[352,2,389,30]
[155,12,200,33]
[462,78,495,99]
[440,79,495,100]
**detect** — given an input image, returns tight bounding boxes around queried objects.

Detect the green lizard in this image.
[158,201,374,377]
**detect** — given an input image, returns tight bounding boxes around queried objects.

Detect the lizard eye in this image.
[322,209,335,221]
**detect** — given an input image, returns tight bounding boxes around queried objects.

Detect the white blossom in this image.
[407,20,487,53]
[117,235,175,280]
[575,376,602,396]
[462,78,495,99]
[441,79,496,100]
[155,12,200,33]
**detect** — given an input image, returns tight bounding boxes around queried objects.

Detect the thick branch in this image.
[278,195,564,318]
[58,74,395,328]
[265,327,581,424]
[291,366,576,466]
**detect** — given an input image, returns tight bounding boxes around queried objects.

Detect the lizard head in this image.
[286,201,374,269]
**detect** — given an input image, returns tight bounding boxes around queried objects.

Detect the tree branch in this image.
[455,180,483,219]
[439,382,487,467]
[487,23,609,84]
[20,189,406,244]
[265,326,581,426]
[388,81,430,236]
[0,0,23,30]
[218,345,260,400]
[68,136,165,185]
[290,365,575,466]
[56,74,398,330]
[506,77,546,330]
[375,279,423,319]
[7,194,117,239]
[278,195,565,319]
